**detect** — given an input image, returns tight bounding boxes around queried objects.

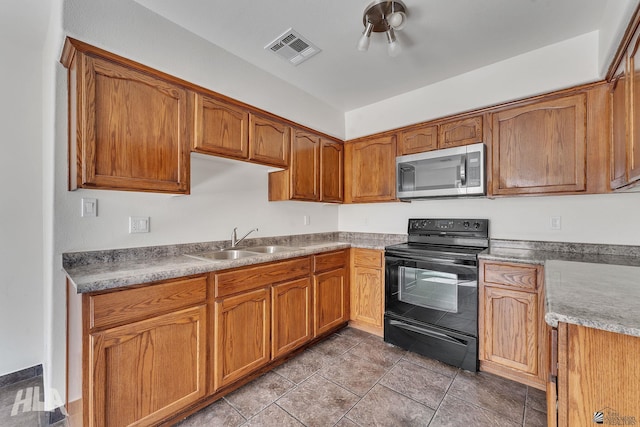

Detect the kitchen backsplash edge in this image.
[62,232,409,269]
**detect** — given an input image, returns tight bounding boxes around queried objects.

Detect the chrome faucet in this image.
[231,227,258,247]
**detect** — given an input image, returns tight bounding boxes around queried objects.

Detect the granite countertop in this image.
[480,239,640,337]
[63,232,406,294]
[544,260,640,337]
[479,239,640,266]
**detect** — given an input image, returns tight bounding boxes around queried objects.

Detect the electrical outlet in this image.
[550,216,562,230]
[81,198,97,217]
[303,215,310,226]
[129,216,150,233]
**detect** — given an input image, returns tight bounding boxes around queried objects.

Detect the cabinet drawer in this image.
[482,262,538,291]
[353,248,383,268]
[314,250,348,273]
[215,257,311,298]
[89,276,207,330]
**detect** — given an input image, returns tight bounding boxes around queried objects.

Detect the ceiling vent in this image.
[265,28,321,66]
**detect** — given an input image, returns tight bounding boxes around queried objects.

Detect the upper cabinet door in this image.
[290,130,320,200]
[249,114,291,168]
[398,125,438,155]
[345,135,396,203]
[71,55,191,194]
[438,116,483,149]
[610,62,628,190]
[320,139,344,203]
[629,38,640,183]
[193,93,249,160]
[491,94,587,195]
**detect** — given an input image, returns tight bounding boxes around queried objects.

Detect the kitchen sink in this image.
[184,250,258,261]
[245,245,300,254]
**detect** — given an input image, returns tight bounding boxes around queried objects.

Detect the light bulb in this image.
[388,11,406,30]
[388,40,401,57]
[357,34,371,51]
[357,22,373,52]
[386,28,401,57]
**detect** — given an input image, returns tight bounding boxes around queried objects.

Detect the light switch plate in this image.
[81,198,97,217]
[129,216,150,233]
[550,216,562,230]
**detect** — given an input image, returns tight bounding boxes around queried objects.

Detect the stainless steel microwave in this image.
[396,142,485,199]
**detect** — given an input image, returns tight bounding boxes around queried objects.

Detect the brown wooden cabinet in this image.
[344,136,396,203]
[610,62,628,189]
[439,116,483,149]
[320,139,344,202]
[491,94,587,195]
[281,130,320,201]
[349,248,384,336]
[290,130,320,200]
[213,256,311,390]
[62,40,191,194]
[479,261,547,390]
[610,29,640,191]
[249,114,291,168]
[214,287,271,390]
[549,323,640,426]
[83,276,208,427]
[397,116,483,156]
[193,93,249,160]
[271,278,313,358]
[398,125,438,155]
[313,250,349,336]
[90,306,206,427]
[268,131,343,203]
[630,38,640,182]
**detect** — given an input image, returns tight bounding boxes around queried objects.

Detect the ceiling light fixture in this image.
[357,0,408,57]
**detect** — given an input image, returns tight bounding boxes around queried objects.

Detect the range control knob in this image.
[474,222,481,229]
[463,221,470,228]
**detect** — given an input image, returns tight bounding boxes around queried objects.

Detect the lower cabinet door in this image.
[272,278,313,358]
[314,267,348,336]
[482,286,538,374]
[351,265,384,329]
[214,288,271,389]
[89,306,207,427]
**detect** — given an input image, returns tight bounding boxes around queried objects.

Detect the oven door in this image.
[385,254,478,337]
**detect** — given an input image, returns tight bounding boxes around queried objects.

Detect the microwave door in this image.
[405,153,468,197]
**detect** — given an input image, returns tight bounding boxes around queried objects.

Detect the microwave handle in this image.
[458,155,467,186]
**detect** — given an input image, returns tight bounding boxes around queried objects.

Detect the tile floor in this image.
[177,327,547,427]
[0,327,547,427]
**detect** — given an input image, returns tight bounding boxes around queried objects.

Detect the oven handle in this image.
[388,320,468,346]
[385,254,476,267]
